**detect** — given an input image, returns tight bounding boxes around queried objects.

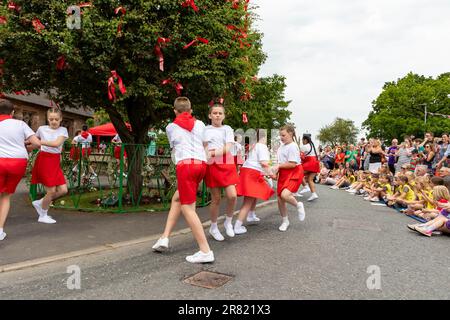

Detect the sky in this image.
[254,0,450,142]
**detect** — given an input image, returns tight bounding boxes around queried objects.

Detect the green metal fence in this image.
[28,142,210,213]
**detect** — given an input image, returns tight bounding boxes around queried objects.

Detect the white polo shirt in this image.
[166,120,207,165]
[277,142,301,164]
[0,119,35,159]
[203,125,234,151]
[243,143,270,173]
[36,125,68,154]
[73,133,92,149]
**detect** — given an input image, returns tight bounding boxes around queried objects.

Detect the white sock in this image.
[282,217,289,223]
[248,211,255,217]
[210,222,218,229]
[0,228,3,234]
[225,216,233,225]
[235,220,243,229]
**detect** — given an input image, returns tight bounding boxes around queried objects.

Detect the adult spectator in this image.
[436,133,450,169]
[368,139,385,173]
[421,142,436,174]
[334,147,345,169]
[395,139,413,173]
[387,139,398,174]
[320,146,335,170]
[344,144,358,170]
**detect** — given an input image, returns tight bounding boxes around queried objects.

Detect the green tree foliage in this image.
[362,72,450,141]
[317,117,359,147]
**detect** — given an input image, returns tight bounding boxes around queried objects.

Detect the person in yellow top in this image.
[364,174,392,202]
[395,175,416,207]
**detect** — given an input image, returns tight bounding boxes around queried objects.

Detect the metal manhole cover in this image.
[183,271,233,289]
[333,219,381,232]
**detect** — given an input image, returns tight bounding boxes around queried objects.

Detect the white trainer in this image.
[297,202,306,221]
[152,237,169,252]
[32,199,44,217]
[224,221,235,237]
[279,221,290,232]
[307,193,319,201]
[38,215,56,224]
[234,225,247,235]
[246,212,260,223]
[209,227,225,241]
[0,232,6,241]
[186,250,215,264]
[299,187,311,194]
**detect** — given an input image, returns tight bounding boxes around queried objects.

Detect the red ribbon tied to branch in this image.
[242,112,248,124]
[114,7,126,34]
[181,0,199,12]
[183,37,209,50]
[154,37,170,71]
[32,18,45,33]
[0,16,7,25]
[7,2,21,12]
[208,98,225,107]
[56,56,67,71]
[162,79,183,96]
[108,70,127,102]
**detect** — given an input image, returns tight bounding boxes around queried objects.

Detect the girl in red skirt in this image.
[300,133,320,201]
[31,108,69,224]
[234,129,274,234]
[203,104,239,241]
[271,125,306,232]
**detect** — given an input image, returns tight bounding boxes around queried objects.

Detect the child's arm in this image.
[25,135,41,152]
[40,136,66,148]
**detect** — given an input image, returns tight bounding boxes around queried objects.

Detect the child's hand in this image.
[271,165,279,174]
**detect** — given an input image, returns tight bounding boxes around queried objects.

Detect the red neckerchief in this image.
[81,131,89,139]
[173,112,196,132]
[0,115,12,122]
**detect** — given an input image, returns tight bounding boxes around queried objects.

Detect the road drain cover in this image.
[183,271,233,289]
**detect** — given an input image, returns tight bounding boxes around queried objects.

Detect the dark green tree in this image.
[317,117,359,147]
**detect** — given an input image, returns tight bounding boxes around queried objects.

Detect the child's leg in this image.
[161,191,182,238]
[42,186,57,211]
[236,196,255,224]
[277,196,288,217]
[181,203,211,253]
[54,184,68,200]
[307,174,316,193]
[209,188,221,224]
[224,185,237,218]
[281,189,298,208]
[0,193,12,230]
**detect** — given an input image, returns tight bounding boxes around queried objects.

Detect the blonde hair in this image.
[432,185,450,201]
[173,97,191,113]
[47,107,62,118]
[280,125,297,143]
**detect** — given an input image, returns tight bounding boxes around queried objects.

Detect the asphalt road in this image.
[1,185,449,300]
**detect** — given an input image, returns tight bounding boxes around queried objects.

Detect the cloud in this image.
[254,0,450,142]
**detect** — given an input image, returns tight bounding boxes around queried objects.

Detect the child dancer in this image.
[152,97,213,263]
[31,108,69,224]
[0,99,41,240]
[300,133,320,201]
[203,104,239,241]
[234,129,274,234]
[271,125,306,231]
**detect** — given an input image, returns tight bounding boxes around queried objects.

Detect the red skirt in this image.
[0,158,27,194]
[237,167,274,200]
[69,146,80,161]
[82,147,92,157]
[31,151,66,187]
[114,146,128,159]
[205,153,239,188]
[302,156,320,173]
[277,165,304,196]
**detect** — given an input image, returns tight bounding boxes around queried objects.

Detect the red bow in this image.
[108,70,127,102]
[183,37,209,50]
[240,89,252,101]
[208,98,224,107]
[7,2,21,12]
[32,18,45,33]
[115,7,126,34]
[154,37,170,71]
[79,2,92,8]
[227,24,251,49]
[56,56,67,71]
[0,16,7,25]
[181,0,199,12]
[161,79,183,96]
[242,112,248,124]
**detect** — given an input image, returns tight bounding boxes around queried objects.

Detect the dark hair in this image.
[0,99,14,115]
[82,124,88,131]
[431,176,444,186]
[302,133,312,143]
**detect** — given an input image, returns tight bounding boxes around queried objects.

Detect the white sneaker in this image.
[307,193,318,201]
[246,212,260,223]
[293,192,303,197]
[234,225,247,235]
[348,189,357,193]
[209,227,225,241]
[346,189,355,192]
[186,250,215,263]
[224,221,235,237]
[299,187,310,194]
[364,196,371,201]
[152,237,169,252]
[279,221,290,232]
[297,202,306,221]
[0,232,6,241]
[38,215,56,224]
[370,197,380,202]
[32,199,44,217]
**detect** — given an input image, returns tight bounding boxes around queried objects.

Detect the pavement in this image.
[0,180,274,268]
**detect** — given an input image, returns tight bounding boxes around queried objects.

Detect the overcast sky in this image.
[254,0,450,141]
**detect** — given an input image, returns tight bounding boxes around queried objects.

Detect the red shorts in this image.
[176,159,207,205]
[302,156,320,173]
[237,167,274,200]
[205,153,239,188]
[114,146,128,159]
[277,165,304,196]
[82,148,91,157]
[31,152,66,187]
[0,158,27,194]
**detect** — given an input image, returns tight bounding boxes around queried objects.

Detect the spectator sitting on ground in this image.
[365,174,393,202]
[408,185,450,225]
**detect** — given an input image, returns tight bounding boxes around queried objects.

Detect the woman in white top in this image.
[271,125,306,232]
[203,104,239,241]
[0,99,41,241]
[31,108,69,224]
[234,129,274,234]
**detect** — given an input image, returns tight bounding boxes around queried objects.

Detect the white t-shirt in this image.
[166,120,207,165]
[300,143,318,157]
[230,141,243,157]
[73,133,93,149]
[36,125,68,154]
[112,134,122,143]
[203,125,234,151]
[0,119,35,159]
[243,143,270,173]
[277,142,301,164]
